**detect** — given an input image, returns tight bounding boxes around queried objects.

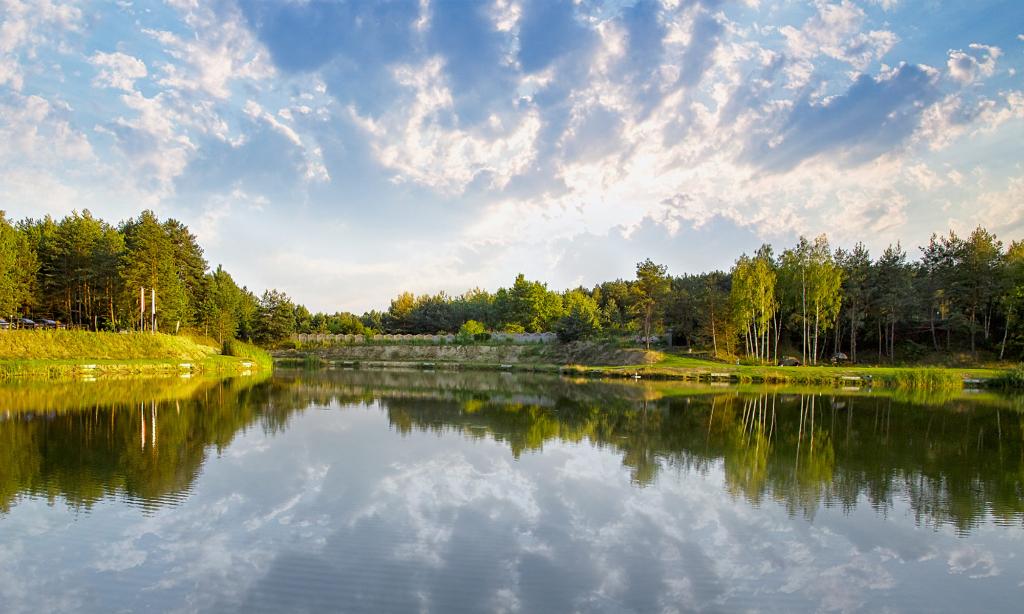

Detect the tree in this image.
[199,265,242,345]
[700,272,730,358]
[385,291,416,332]
[836,243,871,363]
[873,243,914,362]
[919,231,969,351]
[555,289,602,342]
[0,212,37,317]
[163,219,208,327]
[120,211,189,332]
[729,248,777,363]
[780,236,842,365]
[632,259,669,350]
[235,287,260,342]
[294,304,313,334]
[597,279,633,331]
[506,274,563,332]
[1001,241,1024,359]
[457,319,486,343]
[255,289,296,345]
[779,237,812,364]
[954,226,1003,355]
[806,236,842,364]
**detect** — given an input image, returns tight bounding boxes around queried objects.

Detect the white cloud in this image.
[947,44,1002,85]
[973,174,1024,235]
[143,3,274,99]
[916,90,1024,151]
[243,100,329,183]
[947,545,1000,579]
[0,93,93,164]
[779,1,897,71]
[193,188,269,248]
[349,57,541,194]
[89,51,147,91]
[103,90,196,197]
[0,0,83,90]
[353,452,540,566]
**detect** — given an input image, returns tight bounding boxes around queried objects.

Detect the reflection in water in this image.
[1,369,1023,612]
[2,369,1021,532]
[0,374,287,512]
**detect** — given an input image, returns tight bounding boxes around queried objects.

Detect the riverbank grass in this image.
[0,330,271,379]
[582,353,1004,389]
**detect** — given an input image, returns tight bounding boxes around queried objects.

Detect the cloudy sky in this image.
[1,0,1022,312]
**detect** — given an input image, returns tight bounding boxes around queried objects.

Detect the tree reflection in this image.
[1,368,1022,535]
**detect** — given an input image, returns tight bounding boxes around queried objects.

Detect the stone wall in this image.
[293,332,557,345]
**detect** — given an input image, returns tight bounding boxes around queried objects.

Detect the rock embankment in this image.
[273,342,660,368]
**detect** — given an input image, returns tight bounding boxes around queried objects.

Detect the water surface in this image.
[1,370,1023,612]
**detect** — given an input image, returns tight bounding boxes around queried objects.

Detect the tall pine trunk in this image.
[970,308,977,355]
[801,268,807,365]
[1000,314,1010,360]
[850,303,857,363]
[930,306,938,350]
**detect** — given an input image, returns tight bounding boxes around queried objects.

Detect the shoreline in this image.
[275,354,1012,390]
[0,330,272,381]
[0,355,263,381]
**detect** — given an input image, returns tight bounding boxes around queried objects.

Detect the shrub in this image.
[457,320,486,344]
[994,364,1024,388]
[223,338,273,370]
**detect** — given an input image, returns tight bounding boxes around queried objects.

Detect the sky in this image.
[1,0,1022,313]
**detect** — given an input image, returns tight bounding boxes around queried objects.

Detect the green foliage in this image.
[991,364,1024,388]
[199,266,242,344]
[459,319,486,336]
[555,290,602,343]
[504,274,564,332]
[456,319,487,343]
[0,211,37,317]
[120,210,196,331]
[836,243,871,363]
[882,368,964,391]
[0,330,217,361]
[729,247,777,362]
[255,289,296,346]
[632,259,669,348]
[222,338,273,370]
[4,205,1024,366]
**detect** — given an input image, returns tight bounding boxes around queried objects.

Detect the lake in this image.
[1,369,1022,612]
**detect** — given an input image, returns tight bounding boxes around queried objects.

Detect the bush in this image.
[223,338,273,370]
[555,311,598,343]
[994,364,1024,388]
[457,320,486,344]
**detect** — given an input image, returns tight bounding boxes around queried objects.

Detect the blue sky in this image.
[1,0,1022,312]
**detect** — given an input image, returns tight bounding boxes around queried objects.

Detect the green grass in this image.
[0,330,270,380]
[566,353,1007,390]
[992,364,1024,388]
[276,340,1017,391]
[223,338,273,371]
[0,330,216,361]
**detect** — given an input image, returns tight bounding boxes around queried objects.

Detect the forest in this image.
[0,209,293,346]
[1,209,1023,362]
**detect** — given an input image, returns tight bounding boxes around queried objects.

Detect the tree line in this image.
[316,228,1023,363]
[3,209,1022,361]
[0,210,296,346]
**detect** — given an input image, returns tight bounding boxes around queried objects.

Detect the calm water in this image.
[1,370,1023,613]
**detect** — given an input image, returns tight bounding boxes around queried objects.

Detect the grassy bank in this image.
[0,330,271,380]
[276,342,1015,391]
[568,353,1006,390]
